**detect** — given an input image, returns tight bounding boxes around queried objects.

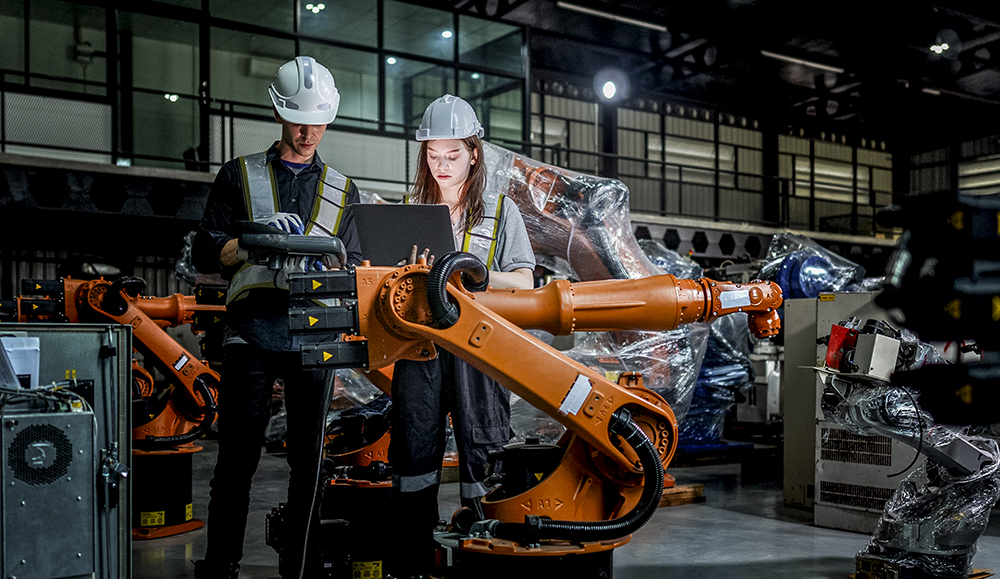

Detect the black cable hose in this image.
[491,408,665,543]
[134,377,218,450]
[426,251,489,329]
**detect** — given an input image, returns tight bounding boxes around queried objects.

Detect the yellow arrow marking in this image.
[534,473,544,481]
[217,291,224,299]
[309,316,319,326]
[993,296,1000,322]
[957,384,973,405]
[312,280,322,290]
[34,283,41,290]
[32,304,38,310]
[948,211,964,231]
[322,351,333,362]
[944,299,961,320]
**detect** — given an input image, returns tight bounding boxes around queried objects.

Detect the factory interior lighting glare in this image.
[386,57,396,65]
[556,1,667,32]
[594,68,629,101]
[442,30,453,38]
[930,43,950,54]
[305,3,324,13]
[760,50,844,74]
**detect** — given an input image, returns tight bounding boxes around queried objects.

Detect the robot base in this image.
[435,535,629,579]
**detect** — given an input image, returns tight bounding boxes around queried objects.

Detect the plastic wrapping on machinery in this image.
[482,142,663,281]
[266,369,383,447]
[857,437,1000,578]
[758,233,866,299]
[479,142,711,442]
[677,313,755,444]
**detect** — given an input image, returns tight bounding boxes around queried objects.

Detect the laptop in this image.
[351,203,455,266]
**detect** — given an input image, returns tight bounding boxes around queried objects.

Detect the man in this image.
[192,55,362,579]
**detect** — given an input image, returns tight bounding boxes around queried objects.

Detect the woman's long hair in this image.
[410,135,487,232]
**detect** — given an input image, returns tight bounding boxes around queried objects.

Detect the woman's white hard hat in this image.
[415,94,484,141]
[269,56,340,125]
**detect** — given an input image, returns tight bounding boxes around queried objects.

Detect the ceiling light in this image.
[594,68,629,101]
[922,87,942,95]
[760,50,844,74]
[441,30,453,39]
[471,73,480,79]
[386,57,397,65]
[306,3,324,13]
[556,1,667,32]
[164,93,178,102]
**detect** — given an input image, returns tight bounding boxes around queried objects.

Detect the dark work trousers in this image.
[388,349,511,576]
[202,342,333,579]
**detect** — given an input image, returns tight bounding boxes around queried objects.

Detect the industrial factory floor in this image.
[132,439,1000,579]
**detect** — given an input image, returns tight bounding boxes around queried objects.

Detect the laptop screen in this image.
[351,203,455,266]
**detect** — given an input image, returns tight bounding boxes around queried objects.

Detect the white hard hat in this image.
[269,56,340,125]
[415,94,484,141]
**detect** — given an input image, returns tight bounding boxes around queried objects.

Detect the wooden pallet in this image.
[658,483,706,508]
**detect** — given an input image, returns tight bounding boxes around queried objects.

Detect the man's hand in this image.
[265,212,305,235]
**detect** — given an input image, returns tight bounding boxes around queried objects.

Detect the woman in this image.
[389,94,535,578]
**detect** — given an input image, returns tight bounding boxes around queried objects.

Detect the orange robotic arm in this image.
[346,261,780,468]
[291,255,780,544]
[17,276,224,449]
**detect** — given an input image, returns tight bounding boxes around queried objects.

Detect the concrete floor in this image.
[132,439,1000,579]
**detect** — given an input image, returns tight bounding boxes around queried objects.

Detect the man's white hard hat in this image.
[269,56,340,125]
[415,94,484,141]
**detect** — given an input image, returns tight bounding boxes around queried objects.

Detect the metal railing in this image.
[1,77,890,236]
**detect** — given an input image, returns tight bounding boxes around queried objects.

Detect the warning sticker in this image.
[185,503,193,521]
[558,375,592,416]
[140,511,165,527]
[352,560,382,579]
[719,290,751,309]
[173,354,189,371]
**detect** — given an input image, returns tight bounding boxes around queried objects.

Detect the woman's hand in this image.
[397,245,435,266]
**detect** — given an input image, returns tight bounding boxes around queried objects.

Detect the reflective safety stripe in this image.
[226,154,349,305]
[238,152,279,221]
[461,192,503,269]
[460,480,490,499]
[394,471,440,493]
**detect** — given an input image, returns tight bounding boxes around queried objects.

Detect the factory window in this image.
[300,0,377,48]
[28,0,107,96]
[779,135,892,234]
[458,15,522,76]
[530,94,601,173]
[1,0,526,182]
[122,13,200,169]
[383,1,454,62]
[210,0,295,34]
[459,71,522,144]
[0,2,25,76]
[300,41,379,131]
[209,28,295,108]
[385,57,455,133]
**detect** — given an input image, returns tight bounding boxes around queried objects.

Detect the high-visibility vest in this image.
[226,152,348,305]
[404,190,503,270]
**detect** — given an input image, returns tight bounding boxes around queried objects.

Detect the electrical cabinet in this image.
[782,293,922,534]
[0,324,130,579]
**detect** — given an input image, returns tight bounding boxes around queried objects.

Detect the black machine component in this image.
[484,438,564,500]
[875,191,1000,426]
